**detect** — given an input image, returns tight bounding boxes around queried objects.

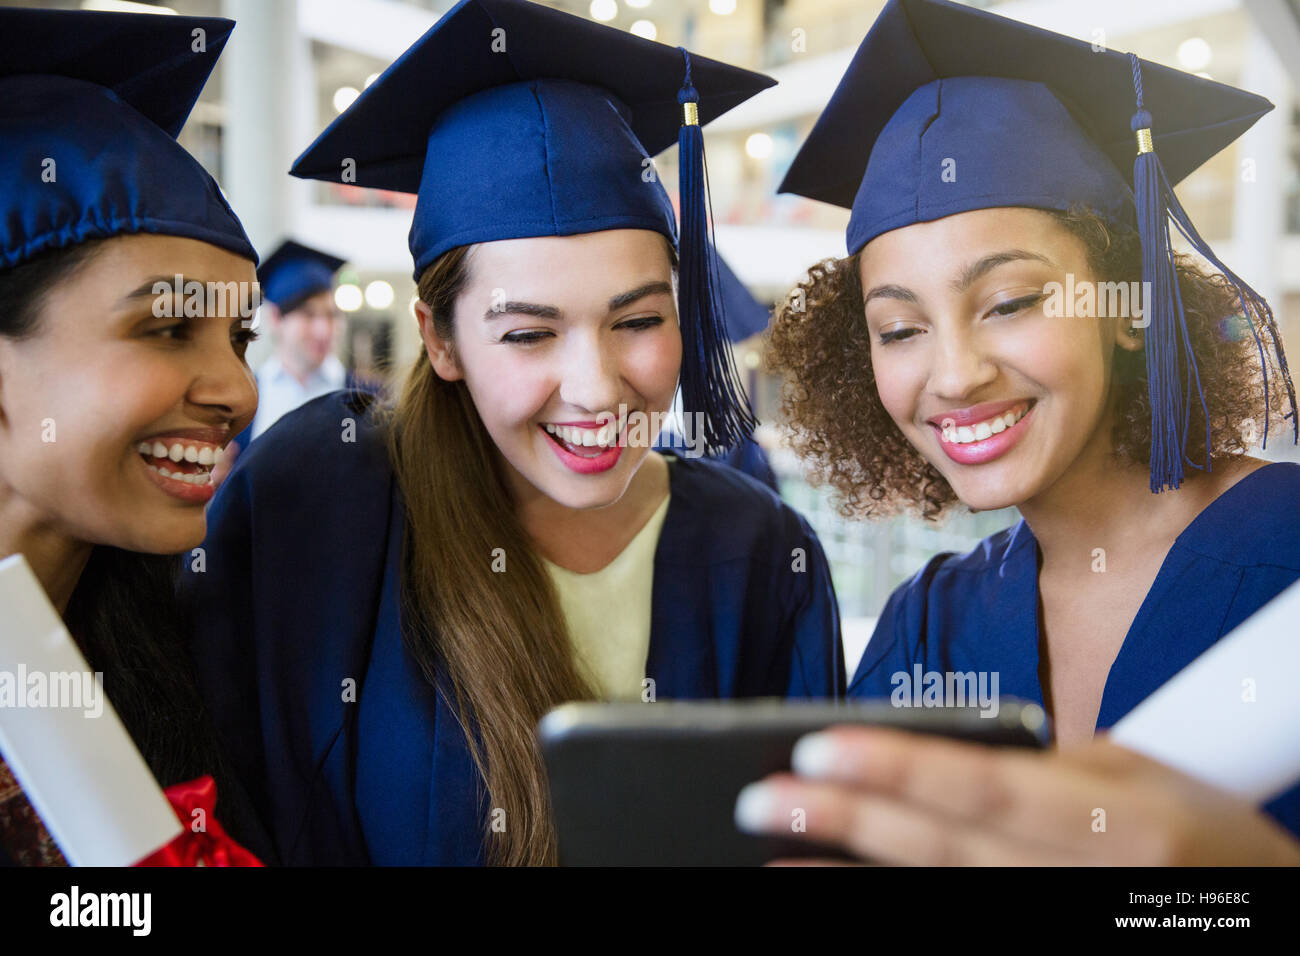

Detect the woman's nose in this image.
[188,338,258,424]
[926,325,998,402]
[556,332,621,413]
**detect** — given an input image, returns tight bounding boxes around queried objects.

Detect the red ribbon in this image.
[134,775,263,867]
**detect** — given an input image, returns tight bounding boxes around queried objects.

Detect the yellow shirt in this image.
[543,489,671,702]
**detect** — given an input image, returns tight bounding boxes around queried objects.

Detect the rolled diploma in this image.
[1110,576,1300,803]
[0,553,182,865]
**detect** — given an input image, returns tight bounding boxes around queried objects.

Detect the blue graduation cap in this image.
[781,0,1296,493]
[711,243,771,343]
[0,8,256,273]
[290,0,771,454]
[257,240,346,313]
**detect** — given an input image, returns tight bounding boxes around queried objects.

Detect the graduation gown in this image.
[183,390,844,865]
[229,371,379,455]
[654,432,781,494]
[850,462,1300,839]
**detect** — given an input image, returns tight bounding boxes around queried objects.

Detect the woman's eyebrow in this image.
[482,281,673,321]
[863,283,918,307]
[608,281,673,311]
[483,301,561,321]
[951,250,1053,292]
[120,275,198,303]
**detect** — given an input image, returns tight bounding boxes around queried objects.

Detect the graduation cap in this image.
[257,240,346,313]
[0,8,256,273]
[711,243,771,343]
[291,0,772,454]
[781,0,1296,493]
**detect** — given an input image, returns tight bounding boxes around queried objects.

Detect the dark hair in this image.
[766,206,1285,520]
[0,241,104,339]
[1,242,236,793]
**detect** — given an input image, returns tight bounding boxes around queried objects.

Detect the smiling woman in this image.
[184,0,844,868]
[751,0,1300,865]
[771,205,1269,520]
[0,8,270,866]
[4,238,258,539]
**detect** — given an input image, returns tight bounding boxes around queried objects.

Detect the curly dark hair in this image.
[765,206,1292,521]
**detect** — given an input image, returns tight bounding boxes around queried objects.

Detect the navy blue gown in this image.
[228,371,379,455]
[850,462,1300,839]
[654,431,780,494]
[183,390,844,865]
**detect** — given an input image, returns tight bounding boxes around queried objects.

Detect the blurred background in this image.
[15,0,1300,666]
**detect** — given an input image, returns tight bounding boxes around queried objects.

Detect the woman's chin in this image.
[941,472,1027,514]
[536,473,631,511]
[112,514,208,557]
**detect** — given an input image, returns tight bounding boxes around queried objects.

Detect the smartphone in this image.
[539,698,1048,866]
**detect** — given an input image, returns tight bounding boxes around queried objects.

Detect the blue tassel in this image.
[1129,54,1297,492]
[675,47,757,455]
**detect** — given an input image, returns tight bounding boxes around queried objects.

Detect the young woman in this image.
[0,9,268,865]
[184,0,843,867]
[740,0,1300,864]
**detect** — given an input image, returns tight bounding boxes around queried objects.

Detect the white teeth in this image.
[547,423,617,449]
[139,440,220,485]
[144,460,213,486]
[940,404,1029,444]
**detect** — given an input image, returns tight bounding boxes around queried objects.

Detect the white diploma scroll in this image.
[0,553,182,865]
[1111,577,1300,803]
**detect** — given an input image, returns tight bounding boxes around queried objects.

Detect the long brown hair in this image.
[386,246,595,866]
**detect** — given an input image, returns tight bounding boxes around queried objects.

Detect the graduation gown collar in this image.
[1011,461,1299,727]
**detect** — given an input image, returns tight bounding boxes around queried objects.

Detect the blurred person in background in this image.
[219,240,348,480]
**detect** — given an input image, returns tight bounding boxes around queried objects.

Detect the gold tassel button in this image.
[1135,128,1154,154]
[682,101,699,127]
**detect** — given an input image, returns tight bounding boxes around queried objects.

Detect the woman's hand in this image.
[734,726,1300,865]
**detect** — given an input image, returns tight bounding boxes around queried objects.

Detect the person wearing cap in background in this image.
[239,240,349,450]
[183,0,843,867]
[0,7,269,866]
[655,242,780,493]
[741,0,1300,864]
